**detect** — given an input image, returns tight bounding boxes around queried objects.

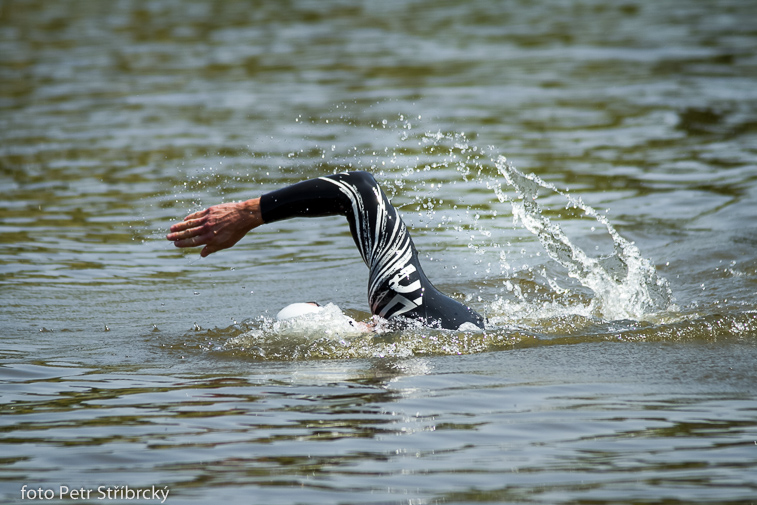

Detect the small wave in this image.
[221,303,520,360]
[200,307,756,361]
[225,303,368,357]
[222,320,525,361]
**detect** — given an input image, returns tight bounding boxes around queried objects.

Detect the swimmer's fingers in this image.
[200,244,218,257]
[166,217,206,240]
[164,209,208,239]
[169,216,205,233]
[166,199,261,255]
[170,230,214,249]
[167,221,211,246]
[183,208,209,222]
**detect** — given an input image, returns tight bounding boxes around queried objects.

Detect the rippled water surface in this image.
[2,1,757,503]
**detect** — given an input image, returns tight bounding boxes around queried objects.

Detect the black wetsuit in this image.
[260,171,485,330]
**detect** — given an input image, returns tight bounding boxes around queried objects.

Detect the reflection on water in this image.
[2,348,757,504]
[2,0,757,503]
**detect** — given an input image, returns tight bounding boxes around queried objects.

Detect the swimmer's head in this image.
[276,302,323,321]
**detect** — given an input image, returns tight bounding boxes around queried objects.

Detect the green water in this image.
[2,1,757,503]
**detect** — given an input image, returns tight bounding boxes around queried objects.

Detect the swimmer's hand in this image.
[166,198,263,257]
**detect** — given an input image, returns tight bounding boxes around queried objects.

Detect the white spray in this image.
[493,156,672,321]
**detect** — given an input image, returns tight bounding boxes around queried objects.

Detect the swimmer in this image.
[166,171,485,330]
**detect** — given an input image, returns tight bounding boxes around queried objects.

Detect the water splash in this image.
[493,157,672,321]
[394,130,674,322]
[220,313,532,361]
[223,303,528,360]
[226,303,368,357]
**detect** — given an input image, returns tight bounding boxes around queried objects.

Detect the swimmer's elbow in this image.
[341,170,380,192]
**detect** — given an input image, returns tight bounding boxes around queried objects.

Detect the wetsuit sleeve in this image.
[260,176,355,223]
[260,171,395,274]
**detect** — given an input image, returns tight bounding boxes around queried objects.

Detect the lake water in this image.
[2,1,757,503]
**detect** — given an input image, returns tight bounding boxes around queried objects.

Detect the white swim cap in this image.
[276,302,323,321]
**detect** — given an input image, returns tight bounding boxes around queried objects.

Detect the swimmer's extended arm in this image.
[167,171,379,258]
[166,198,263,257]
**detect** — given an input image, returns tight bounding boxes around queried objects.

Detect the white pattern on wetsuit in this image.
[318,176,423,318]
